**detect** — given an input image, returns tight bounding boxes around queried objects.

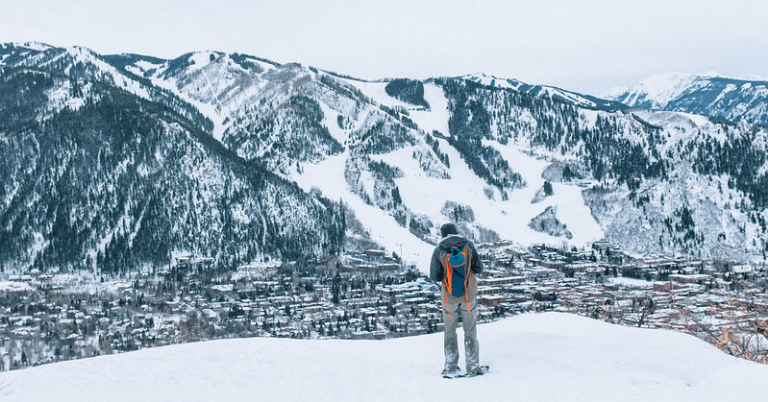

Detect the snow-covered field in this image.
[2,312,766,402]
[607,276,657,288]
[0,281,32,292]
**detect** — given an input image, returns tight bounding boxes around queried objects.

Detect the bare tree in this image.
[637,297,656,328]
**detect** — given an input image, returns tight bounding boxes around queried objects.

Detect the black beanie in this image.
[440,223,459,237]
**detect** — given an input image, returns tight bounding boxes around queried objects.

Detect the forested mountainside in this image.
[2,42,768,273]
[0,49,344,274]
[437,77,768,259]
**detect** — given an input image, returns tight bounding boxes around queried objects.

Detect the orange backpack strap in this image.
[440,249,455,322]
[463,245,472,312]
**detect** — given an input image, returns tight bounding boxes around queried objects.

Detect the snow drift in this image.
[1,312,767,402]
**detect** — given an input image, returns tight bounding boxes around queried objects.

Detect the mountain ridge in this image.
[456,72,628,111]
[2,42,768,272]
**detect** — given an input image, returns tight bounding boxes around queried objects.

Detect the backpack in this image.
[443,245,471,298]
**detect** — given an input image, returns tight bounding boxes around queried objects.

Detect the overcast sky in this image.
[2,0,767,95]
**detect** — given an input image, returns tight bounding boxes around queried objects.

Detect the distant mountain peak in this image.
[603,72,768,125]
[603,72,699,108]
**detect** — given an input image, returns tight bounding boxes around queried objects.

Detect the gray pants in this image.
[442,298,480,372]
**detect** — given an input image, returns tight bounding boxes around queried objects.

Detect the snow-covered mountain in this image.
[603,72,768,126]
[132,50,768,262]
[0,42,213,131]
[1,312,766,402]
[2,42,768,272]
[0,43,345,272]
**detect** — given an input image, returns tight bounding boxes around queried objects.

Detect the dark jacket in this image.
[430,234,483,303]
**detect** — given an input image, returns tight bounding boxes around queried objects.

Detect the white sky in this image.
[1,0,767,94]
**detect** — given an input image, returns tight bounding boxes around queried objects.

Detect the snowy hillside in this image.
[131,53,610,262]
[1,313,766,402]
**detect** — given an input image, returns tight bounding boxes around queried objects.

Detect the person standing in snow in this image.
[430,223,484,377]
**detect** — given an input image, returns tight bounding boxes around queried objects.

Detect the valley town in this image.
[1,239,767,371]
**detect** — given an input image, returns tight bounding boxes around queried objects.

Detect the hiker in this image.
[430,223,485,377]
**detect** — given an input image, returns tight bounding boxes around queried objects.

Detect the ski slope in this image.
[2,313,766,402]
[291,148,436,266]
[292,78,604,269]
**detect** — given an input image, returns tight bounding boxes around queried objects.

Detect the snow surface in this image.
[2,313,766,402]
[187,52,215,73]
[409,83,451,135]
